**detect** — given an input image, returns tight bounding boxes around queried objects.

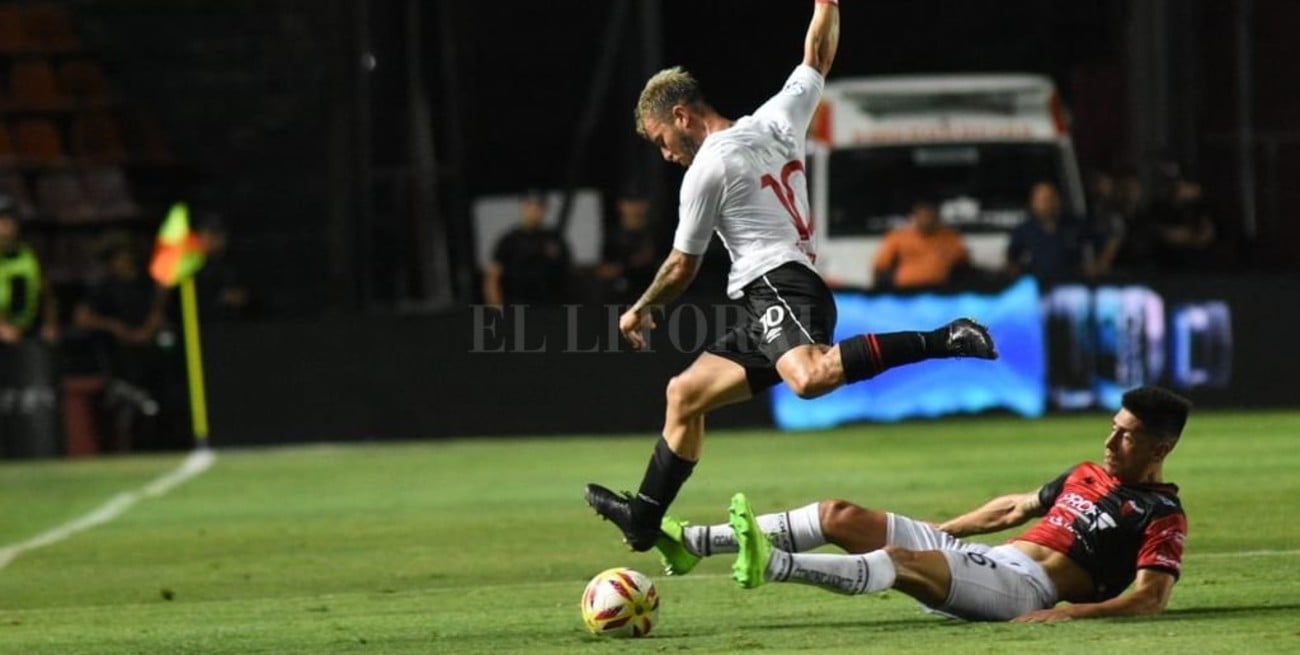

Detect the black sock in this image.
[838,330,947,383]
[632,437,695,528]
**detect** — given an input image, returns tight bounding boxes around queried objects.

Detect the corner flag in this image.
[149,203,206,287]
[149,202,212,445]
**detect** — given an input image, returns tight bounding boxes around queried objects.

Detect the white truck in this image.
[808,73,1087,287]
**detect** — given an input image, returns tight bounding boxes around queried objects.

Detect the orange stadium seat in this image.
[0,6,31,54]
[14,118,66,166]
[0,122,16,166]
[23,4,81,52]
[10,58,68,110]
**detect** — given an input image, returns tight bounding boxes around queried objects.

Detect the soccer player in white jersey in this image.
[586,0,999,554]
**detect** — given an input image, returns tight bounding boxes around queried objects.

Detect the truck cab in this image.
[808,73,1086,288]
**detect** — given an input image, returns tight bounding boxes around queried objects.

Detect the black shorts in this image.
[706,262,837,393]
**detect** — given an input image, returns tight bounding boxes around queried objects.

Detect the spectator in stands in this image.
[597,188,658,303]
[1083,171,1126,278]
[483,189,572,308]
[73,233,183,451]
[1117,172,1147,225]
[0,197,57,344]
[1111,171,1156,270]
[872,198,970,290]
[1006,182,1086,286]
[1146,169,1220,270]
[194,214,254,320]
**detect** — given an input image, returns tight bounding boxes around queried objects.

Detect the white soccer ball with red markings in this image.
[580,567,659,637]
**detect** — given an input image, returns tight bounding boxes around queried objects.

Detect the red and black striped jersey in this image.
[1017,462,1186,601]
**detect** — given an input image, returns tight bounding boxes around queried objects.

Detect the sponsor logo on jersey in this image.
[1057,492,1116,532]
[1058,492,1097,516]
[1088,512,1118,532]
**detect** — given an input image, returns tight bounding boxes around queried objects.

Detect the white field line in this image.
[0,448,216,570]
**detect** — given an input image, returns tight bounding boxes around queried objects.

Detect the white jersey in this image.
[674,65,824,299]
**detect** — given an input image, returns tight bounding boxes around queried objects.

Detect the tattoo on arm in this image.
[633,253,696,312]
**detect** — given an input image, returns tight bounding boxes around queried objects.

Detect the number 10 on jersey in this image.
[761,160,816,262]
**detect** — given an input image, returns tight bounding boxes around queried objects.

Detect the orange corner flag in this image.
[149,203,207,287]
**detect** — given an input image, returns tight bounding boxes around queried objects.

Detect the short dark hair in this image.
[1122,386,1192,441]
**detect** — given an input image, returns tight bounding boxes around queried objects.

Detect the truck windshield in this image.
[825,142,1066,236]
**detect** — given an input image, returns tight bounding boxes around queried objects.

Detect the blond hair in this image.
[634,66,704,137]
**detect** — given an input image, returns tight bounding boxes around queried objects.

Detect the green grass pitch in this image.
[2,412,1299,654]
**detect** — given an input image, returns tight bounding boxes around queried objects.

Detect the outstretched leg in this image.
[730,493,951,606]
[658,497,890,575]
[658,499,828,575]
[776,319,998,400]
[586,352,751,551]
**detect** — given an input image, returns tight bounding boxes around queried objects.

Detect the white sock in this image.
[781,502,827,551]
[769,548,896,595]
[682,503,826,556]
[681,523,734,556]
[861,549,897,592]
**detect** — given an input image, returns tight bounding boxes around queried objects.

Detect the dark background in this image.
[59,0,1300,317]
[197,274,1300,444]
[0,0,1289,451]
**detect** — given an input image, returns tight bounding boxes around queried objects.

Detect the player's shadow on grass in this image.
[749,616,958,632]
[648,603,1300,639]
[691,603,1300,633]
[1157,603,1300,621]
[644,616,950,641]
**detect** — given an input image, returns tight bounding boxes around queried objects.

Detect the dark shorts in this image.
[706,262,837,393]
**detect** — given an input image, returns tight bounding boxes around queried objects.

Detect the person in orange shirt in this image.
[873,199,970,290]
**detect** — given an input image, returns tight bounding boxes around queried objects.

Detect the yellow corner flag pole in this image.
[179,276,210,444]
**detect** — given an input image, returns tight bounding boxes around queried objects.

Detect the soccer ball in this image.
[579,567,659,637]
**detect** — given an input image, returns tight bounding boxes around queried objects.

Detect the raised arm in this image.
[803,0,841,76]
[937,491,1045,538]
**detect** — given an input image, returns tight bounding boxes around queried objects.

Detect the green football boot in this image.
[655,515,701,576]
[729,492,772,589]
